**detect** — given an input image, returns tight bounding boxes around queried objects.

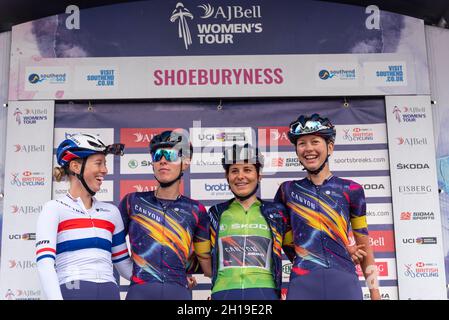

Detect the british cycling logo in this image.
[404,262,439,278]
[342,127,374,142]
[10,171,45,187]
[170,3,263,49]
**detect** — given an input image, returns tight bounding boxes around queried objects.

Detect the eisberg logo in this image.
[398,185,432,194]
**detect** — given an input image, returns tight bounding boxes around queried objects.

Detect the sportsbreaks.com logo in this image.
[170,2,262,49]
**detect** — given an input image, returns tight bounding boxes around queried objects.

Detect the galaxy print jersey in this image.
[275,176,369,278]
[119,191,210,287]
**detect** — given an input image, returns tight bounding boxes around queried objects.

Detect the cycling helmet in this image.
[149,130,192,160]
[287,113,336,145]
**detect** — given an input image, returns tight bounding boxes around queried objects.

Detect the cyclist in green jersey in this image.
[207,144,295,300]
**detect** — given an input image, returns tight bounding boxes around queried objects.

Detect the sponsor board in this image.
[260,177,299,200]
[190,179,233,200]
[190,127,253,147]
[9,171,47,188]
[3,288,41,300]
[401,237,438,245]
[364,62,407,87]
[25,66,68,91]
[341,176,391,198]
[336,124,387,145]
[120,153,153,174]
[190,151,224,173]
[349,230,395,253]
[120,128,176,148]
[120,180,184,200]
[257,126,290,147]
[362,286,398,300]
[391,105,426,124]
[54,128,114,148]
[316,63,358,87]
[9,204,42,216]
[74,66,118,90]
[399,210,435,221]
[356,258,397,281]
[366,203,393,225]
[53,180,114,202]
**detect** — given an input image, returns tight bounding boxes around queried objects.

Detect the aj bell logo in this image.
[396,137,428,146]
[170,3,262,49]
[170,3,194,50]
[14,144,46,153]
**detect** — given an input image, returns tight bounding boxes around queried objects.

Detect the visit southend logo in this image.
[170,2,263,49]
[86,69,115,87]
[318,69,356,81]
[10,171,46,187]
[28,72,66,84]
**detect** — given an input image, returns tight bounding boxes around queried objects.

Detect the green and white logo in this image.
[128,159,138,169]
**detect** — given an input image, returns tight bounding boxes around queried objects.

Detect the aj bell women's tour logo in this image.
[170,2,262,49]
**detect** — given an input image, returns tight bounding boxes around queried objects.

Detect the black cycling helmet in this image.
[222,143,264,173]
[287,113,336,145]
[149,130,193,160]
[149,130,192,188]
[222,143,263,202]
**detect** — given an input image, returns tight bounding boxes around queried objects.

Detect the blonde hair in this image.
[53,166,68,182]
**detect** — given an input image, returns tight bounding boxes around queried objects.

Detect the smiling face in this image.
[70,153,108,193]
[226,163,260,198]
[152,148,189,184]
[296,134,333,172]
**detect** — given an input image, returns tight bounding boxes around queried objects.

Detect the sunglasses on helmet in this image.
[152,149,181,162]
[289,120,330,136]
[105,143,125,156]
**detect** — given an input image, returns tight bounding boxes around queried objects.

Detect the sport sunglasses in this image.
[152,149,181,162]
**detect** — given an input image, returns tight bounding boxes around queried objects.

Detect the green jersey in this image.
[212,200,275,293]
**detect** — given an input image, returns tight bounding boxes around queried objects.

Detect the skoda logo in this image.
[128,160,138,169]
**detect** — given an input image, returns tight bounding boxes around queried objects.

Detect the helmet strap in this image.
[75,158,96,196]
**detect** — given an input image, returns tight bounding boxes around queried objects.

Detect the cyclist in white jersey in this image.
[35,134,132,300]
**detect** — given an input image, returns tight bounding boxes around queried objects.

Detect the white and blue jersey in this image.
[35,193,131,299]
